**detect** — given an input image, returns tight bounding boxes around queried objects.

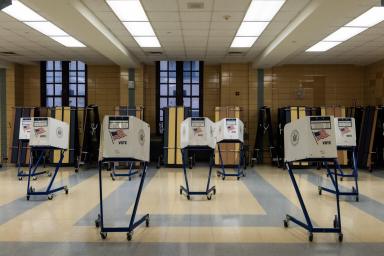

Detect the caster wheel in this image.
[222,176,225,180]
[100,232,107,239]
[47,172,52,177]
[48,194,53,200]
[237,176,240,180]
[127,232,133,241]
[333,219,338,228]
[340,177,343,181]
[309,233,313,242]
[187,195,190,200]
[207,195,212,200]
[179,188,182,195]
[318,187,322,195]
[338,233,343,242]
[95,220,100,228]
[283,219,288,228]
[18,177,22,181]
[217,173,220,177]
[213,188,216,195]
[146,217,150,227]
[64,186,69,194]
[33,176,37,181]
[75,169,79,173]
[26,195,30,201]
[356,196,359,202]
[29,187,35,193]
[129,177,132,181]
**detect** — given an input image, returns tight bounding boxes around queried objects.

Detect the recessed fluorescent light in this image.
[106,0,148,21]
[51,36,86,47]
[306,41,342,52]
[244,0,285,22]
[346,7,384,28]
[25,21,68,36]
[2,0,45,21]
[123,22,155,36]
[134,37,161,47]
[323,26,367,42]
[231,37,258,48]
[236,22,269,37]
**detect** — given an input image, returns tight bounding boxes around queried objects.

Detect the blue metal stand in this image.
[26,148,68,200]
[216,141,246,180]
[319,147,359,201]
[283,160,343,242]
[110,161,139,181]
[17,141,48,180]
[179,147,216,200]
[95,159,149,241]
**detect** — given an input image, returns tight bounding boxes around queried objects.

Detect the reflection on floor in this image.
[0,164,384,255]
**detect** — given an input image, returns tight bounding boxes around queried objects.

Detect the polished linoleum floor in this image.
[0,164,384,256]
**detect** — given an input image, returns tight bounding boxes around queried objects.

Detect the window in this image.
[69,61,86,107]
[183,61,201,117]
[45,61,63,107]
[41,60,87,107]
[157,60,203,134]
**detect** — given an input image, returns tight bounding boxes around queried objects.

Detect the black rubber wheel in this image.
[75,169,79,173]
[217,173,220,177]
[222,176,225,180]
[356,196,359,202]
[207,195,212,200]
[339,233,343,242]
[33,176,37,181]
[26,195,30,201]
[333,219,337,228]
[100,232,107,239]
[48,194,53,200]
[318,187,322,195]
[146,217,149,227]
[187,195,190,200]
[65,187,69,195]
[237,176,240,180]
[29,187,35,193]
[18,177,22,181]
[127,232,133,241]
[213,188,216,195]
[283,220,288,228]
[340,177,343,181]
[179,188,182,195]
[309,233,313,242]
[129,177,131,181]
[95,220,100,228]
[47,172,52,177]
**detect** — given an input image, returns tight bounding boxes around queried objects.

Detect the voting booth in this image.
[26,117,69,200]
[29,117,69,149]
[181,117,216,149]
[335,117,356,147]
[100,116,150,162]
[19,117,32,140]
[284,116,337,162]
[95,115,150,241]
[319,117,359,201]
[215,118,244,143]
[215,118,245,180]
[283,116,343,242]
[179,117,216,200]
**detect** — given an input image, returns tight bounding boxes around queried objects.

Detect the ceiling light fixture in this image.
[107,0,161,48]
[307,6,384,52]
[2,0,85,47]
[230,0,285,48]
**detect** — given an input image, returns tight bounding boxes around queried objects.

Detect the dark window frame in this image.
[156,60,204,134]
[41,60,87,108]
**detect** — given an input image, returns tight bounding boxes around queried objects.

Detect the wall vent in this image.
[187,2,204,9]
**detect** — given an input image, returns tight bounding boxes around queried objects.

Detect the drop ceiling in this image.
[0,0,383,67]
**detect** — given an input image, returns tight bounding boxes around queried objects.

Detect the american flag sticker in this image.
[110,129,127,143]
[34,127,46,135]
[313,128,330,143]
[340,127,350,135]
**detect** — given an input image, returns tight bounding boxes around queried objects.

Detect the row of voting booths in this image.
[161,106,245,168]
[283,115,357,242]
